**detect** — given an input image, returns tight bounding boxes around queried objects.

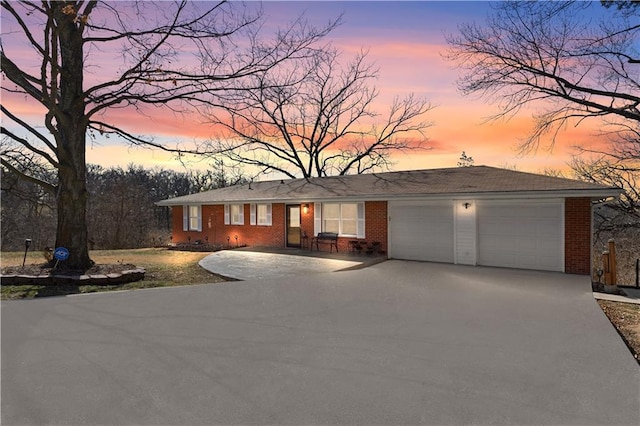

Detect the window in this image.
[224,204,245,225]
[189,205,200,230]
[317,202,364,237]
[322,203,340,234]
[250,204,272,226]
[182,205,201,231]
[231,204,242,224]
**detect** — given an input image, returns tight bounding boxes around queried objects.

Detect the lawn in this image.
[1,248,228,299]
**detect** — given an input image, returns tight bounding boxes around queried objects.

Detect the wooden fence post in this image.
[603,250,611,285]
[608,239,617,286]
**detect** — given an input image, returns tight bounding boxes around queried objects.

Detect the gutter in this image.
[156,188,623,207]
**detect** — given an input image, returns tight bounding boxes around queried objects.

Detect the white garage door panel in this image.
[478,203,563,272]
[389,204,454,263]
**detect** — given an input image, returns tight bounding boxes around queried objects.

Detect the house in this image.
[157,166,622,275]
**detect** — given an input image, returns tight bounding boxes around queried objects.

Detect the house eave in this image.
[156,188,623,206]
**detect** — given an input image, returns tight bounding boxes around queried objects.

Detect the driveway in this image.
[2,261,638,425]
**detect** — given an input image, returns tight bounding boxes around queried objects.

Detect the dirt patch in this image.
[597,299,640,364]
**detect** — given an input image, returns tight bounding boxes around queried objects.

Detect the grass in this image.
[597,300,640,364]
[1,248,229,299]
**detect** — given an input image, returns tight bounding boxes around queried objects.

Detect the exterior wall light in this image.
[463,202,471,209]
[23,238,32,267]
[303,204,310,214]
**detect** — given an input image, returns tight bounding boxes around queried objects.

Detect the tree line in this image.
[0,162,245,252]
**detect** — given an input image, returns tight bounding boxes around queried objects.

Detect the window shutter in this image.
[314,203,322,236]
[224,204,230,225]
[250,204,256,225]
[196,205,202,232]
[266,204,272,226]
[357,202,365,238]
[182,205,188,231]
[239,204,245,225]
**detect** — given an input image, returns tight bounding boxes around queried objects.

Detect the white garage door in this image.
[389,202,454,263]
[477,202,563,272]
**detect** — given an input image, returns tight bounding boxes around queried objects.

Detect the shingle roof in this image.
[157,166,621,205]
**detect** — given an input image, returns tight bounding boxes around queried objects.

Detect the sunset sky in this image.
[2,1,609,177]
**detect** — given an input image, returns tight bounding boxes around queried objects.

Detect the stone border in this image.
[0,268,145,286]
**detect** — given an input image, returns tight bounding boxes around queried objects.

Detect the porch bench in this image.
[311,232,339,252]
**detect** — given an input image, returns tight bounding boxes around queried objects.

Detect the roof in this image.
[156,166,622,206]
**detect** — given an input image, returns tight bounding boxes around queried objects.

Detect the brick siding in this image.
[172,204,286,248]
[172,201,389,253]
[564,197,592,275]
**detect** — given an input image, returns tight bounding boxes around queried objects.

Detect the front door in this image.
[286,205,301,247]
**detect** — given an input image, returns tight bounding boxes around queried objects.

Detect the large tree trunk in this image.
[52,3,92,271]
[55,138,92,270]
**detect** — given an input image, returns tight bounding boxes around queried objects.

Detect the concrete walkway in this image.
[594,286,640,304]
[2,261,638,425]
[199,248,384,280]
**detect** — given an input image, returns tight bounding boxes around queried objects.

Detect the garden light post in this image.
[22,239,32,267]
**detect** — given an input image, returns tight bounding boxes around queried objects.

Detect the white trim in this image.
[317,202,364,237]
[250,204,257,225]
[314,202,321,236]
[356,202,365,238]
[561,199,566,273]
[157,189,622,207]
[454,201,477,266]
[226,203,244,225]
[251,203,272,226]
[589,200,594,276]
[182,205,188,231]
[265,203,272,226]
[233,204,244,225]
[183,205,202,232]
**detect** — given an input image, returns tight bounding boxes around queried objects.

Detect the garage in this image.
[388,201,454,263]
[477,200,564,272]
[389,198,565,272]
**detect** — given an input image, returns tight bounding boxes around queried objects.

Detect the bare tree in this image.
[1,1,336,269]
[445,1,639,153]
[204,47,434,178]
[445,0,640,258]
[571,150,639,227]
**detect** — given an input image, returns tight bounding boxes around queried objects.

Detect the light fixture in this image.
[303,204,310,214]
[463,202,471,209]
[22,238,32,267]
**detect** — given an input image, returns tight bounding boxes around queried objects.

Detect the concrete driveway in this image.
[2,261,638,425]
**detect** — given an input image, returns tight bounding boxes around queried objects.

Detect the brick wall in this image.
[172,201,389,253]
[565,197,592,275]
[363,201,388,253]
[172,204,286,248]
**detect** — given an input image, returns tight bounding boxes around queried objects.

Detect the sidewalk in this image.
[593,286,640,305]
[199,247,387,280]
